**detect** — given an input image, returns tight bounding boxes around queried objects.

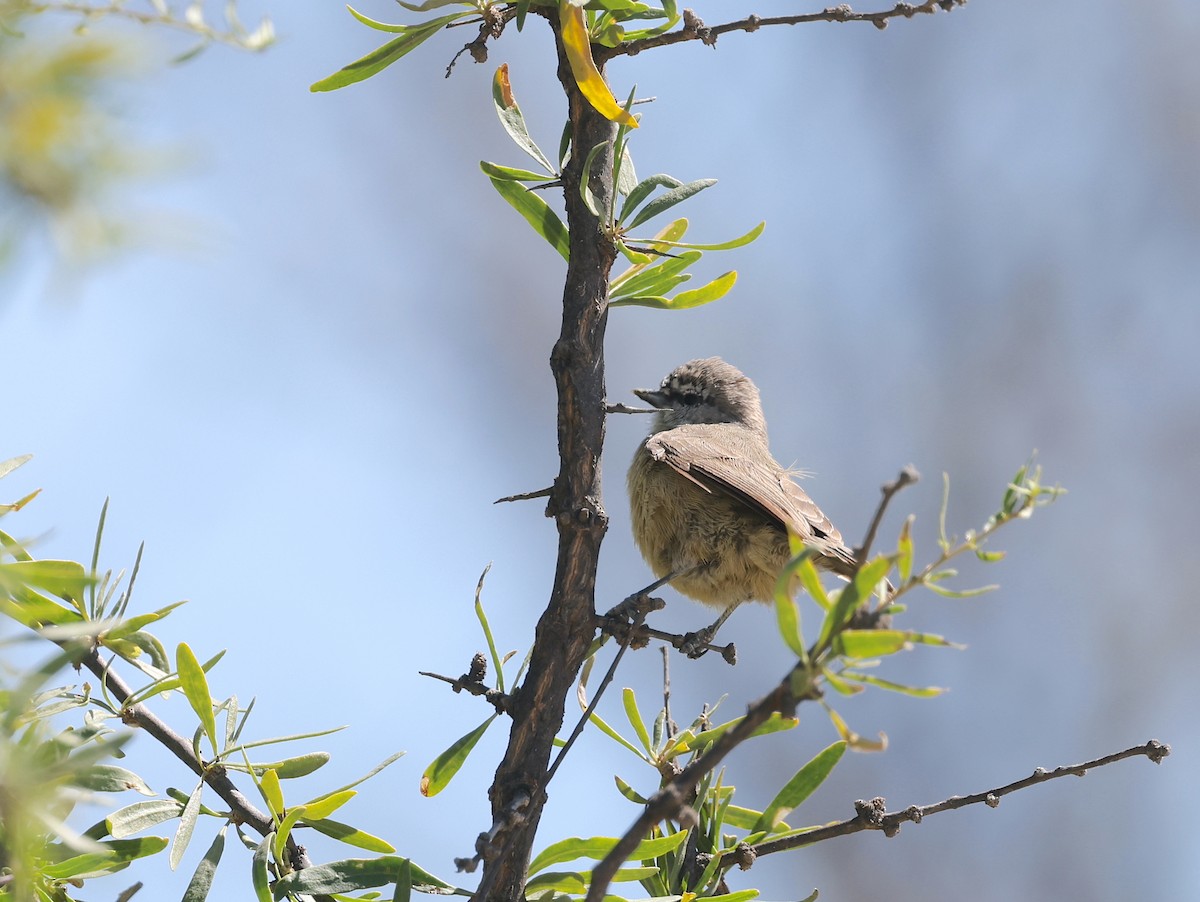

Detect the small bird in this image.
[627,357,860,647]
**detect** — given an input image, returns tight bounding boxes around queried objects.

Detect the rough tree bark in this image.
[480,13,619,901]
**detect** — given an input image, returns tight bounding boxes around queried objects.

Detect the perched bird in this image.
[627,357,860,644]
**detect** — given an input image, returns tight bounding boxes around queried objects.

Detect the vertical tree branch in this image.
[480,13,617,900]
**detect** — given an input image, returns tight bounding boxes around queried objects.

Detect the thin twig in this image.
[494,487,553,504]
[743,740,1171,862]
[858,464,920,561]
[608,1,967,59]
[606,403,659,415]
[79,648,308,869]
[545,597,656,786]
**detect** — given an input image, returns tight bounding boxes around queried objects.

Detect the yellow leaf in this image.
[559,0,637,128]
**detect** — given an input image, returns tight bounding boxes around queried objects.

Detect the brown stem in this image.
[476,12,618,901]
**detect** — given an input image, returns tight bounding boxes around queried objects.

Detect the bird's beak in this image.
[633,388,671,409]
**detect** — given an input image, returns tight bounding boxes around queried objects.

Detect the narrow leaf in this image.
[176,643,218,755]
[251,832,272,902]
[492,64,556,174]
[558,0,638,127]
[310,14,462,92]
[298,789,355,821]
[169,780,204,871]
[260,768,284,817]
[625,178,716,230]
[41,837,169,879]
[181,826,225,902]
[304,817,395,853]
[621,687,651,754]
[487,177,570,261]
[272,856,459,895]
[107,799,185,838]
[419,714,496,797]
[618,173,682,224]
[753,741,846,833]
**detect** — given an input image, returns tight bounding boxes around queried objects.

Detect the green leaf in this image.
[491,64,557,175]
[587,709,648,760]
[669,710,798,757]
[306,750,405,805]
[298,789,355,822]
[622,687,652,754]
[609,250,700,297]
[579,140,609,219]
[625,178,716,230]
[227,751,331,779]
[817,557,891,651]
[260,768,284,817]
[618,173,682,224]
[181,826,225,902]
[720,803,767,831]
[77,764,154,795]
[841,672,945,697]
[251,832,272,902]
[472,562,505,693]
[773,547,819,659]
[613,774,648,804]
[925,581,998,599]
[753,741,846,833]
[0,452,32,479]
[611,270,736,309]
[310,13,464,92]
[394,856,412,902]
[170,779,204,870]
[103,600,187,642]
[271,856,460,895]
[975,547,1006,562]
[479,160,553,182]
[108,799,185,838]
[487,176,571,261]
[642,219,766,251]
[0,559,92,609]
[176,643,219,755]
[419,714,496,797]
[304,816,396,853]
[833,629,912,659]
[528,830,688,875]
[897,515,914,584]
[41,837,169,879]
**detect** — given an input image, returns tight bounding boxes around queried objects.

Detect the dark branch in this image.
[494,487,553,504]
[857,464,920,561]
[605,402,658,415]
[80,648,308,869]
[608,1,968,59]
[419,659,512,716]
[744,740,1171,861]
[584,657,820,901]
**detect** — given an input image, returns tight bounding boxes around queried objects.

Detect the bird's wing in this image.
[645,424,856,570]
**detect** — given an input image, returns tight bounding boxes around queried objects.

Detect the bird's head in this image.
[634,357,767,435]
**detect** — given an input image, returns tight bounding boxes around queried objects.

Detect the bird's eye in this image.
[680,390,701,405]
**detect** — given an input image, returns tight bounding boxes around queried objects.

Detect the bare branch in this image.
[610,1,968,59]
[493,487,553,504]
[743,740,1171,861]
[857,464,920,561]
[79,648,309,869]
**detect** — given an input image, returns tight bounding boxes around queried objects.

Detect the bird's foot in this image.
[679,629,738,664]
[606,592,666,622]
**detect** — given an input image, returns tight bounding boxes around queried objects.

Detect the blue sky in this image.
[4,2,1198,900]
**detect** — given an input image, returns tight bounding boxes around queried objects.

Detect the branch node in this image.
[985,793,1000,808]
[1146,739,1171,763]
[732,841,757,870]
[854,796,887,827]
